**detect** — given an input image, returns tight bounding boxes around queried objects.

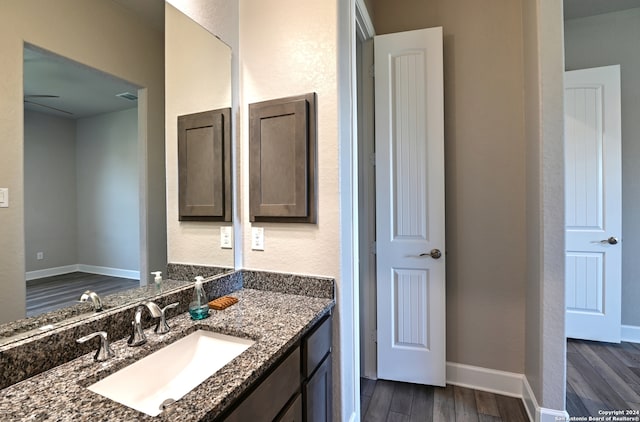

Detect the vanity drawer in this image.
[302,315,332,378]
[224,347,301,422]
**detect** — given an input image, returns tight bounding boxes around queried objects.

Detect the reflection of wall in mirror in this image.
[0,0,165,324]
[165,3,234,269]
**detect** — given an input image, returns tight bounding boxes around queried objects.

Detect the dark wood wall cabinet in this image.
[249,93,317,223]
[178,108,232,221]
[220,314,332,422]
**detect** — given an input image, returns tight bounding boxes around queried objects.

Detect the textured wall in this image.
[565,8,640,327]
[76,108,140,272]
[372,0,526,374]
[24,111,78,272]
[523,0,567,411]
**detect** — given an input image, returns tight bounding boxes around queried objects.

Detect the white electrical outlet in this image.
[36,252,44,260]
[251,227,264,251]
[0,188,8,208]
[220,226,233,249]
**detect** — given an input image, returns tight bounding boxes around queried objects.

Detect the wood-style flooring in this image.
[26,272,139,317]
[567,339,640,417]
[361,378,529,421]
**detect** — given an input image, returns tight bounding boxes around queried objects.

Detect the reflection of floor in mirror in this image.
[26,272,139,317]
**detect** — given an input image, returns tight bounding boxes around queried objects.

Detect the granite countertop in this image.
[0,288,334,421]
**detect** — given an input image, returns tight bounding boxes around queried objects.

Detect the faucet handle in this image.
[155,302,180,334]
[128,319,147,347]
[77,331,115,362]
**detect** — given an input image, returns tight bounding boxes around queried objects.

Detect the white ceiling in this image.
[564,0,640,20]
[23,0,163,120]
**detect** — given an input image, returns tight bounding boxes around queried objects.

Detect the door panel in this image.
[565,65,622,343]
[375,27,445,386]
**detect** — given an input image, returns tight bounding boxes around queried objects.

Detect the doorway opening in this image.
[23,43,145,317]
[562,0,640,415]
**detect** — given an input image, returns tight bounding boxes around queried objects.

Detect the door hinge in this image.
[368,64,375,78]
[369,152,376,167]
[370,241,377,255]
[372,329,377,344]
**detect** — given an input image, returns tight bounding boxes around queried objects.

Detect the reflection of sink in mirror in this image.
[87,330,254,417]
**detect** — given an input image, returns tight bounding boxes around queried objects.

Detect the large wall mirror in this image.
[0,0,235,344]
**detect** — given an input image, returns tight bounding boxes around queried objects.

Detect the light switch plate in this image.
[220,226,232,249]
[251,227,264,251]
[0,188,7,208]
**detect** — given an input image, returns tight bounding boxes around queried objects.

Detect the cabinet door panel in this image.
[224,347,300,422]
[303,316,332,378]
[249,93,316,223]
[277,394,302,422]
[178,108,231,221]
[304,355,332,422]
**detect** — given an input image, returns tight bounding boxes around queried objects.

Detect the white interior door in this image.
[565,65,622,343]
[375,27,445,386]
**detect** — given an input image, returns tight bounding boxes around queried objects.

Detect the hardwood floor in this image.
[26,272,139,317]
[361,378,529,421]
[567,339,640,417]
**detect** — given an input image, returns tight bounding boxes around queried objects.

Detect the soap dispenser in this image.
[151,271,163,294]
[189,276,210,320]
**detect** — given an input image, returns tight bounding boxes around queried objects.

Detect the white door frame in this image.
[355,0,377,381]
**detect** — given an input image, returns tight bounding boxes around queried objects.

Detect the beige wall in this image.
[564,8,640,327]
[372,0,526,373]
[0,0,165,324]
[239,1,341,280]
[165,3,234,269]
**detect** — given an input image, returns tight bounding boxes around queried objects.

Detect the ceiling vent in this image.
[116,92,138,101]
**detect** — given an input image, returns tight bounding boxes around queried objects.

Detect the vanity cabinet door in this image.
[303,354,332,422]
[223,347,300,422]
[276,394,303,422]
[302,315,332,422]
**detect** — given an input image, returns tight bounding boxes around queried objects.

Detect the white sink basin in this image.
[88,330,254,416]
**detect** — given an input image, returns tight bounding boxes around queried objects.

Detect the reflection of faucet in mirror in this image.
[79,290,103,312]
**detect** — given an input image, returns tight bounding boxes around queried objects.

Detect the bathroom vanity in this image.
[0,270,334,421]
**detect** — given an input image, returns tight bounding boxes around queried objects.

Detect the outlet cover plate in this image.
[220,226,232,249]
[0,188,8,208]
[251,227,264,251]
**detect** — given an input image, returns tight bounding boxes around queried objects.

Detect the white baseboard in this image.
[77,265,140,280]
[26,265,79,281]
[522,376,570,422]
[622,325,640,343]
[26,264,140,281]
[446,362,524,398]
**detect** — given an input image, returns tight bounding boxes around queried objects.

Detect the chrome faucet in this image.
[76,331,115,361]
[154,302,180,334]
[79,290,103,312]
[127,301,163,347]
